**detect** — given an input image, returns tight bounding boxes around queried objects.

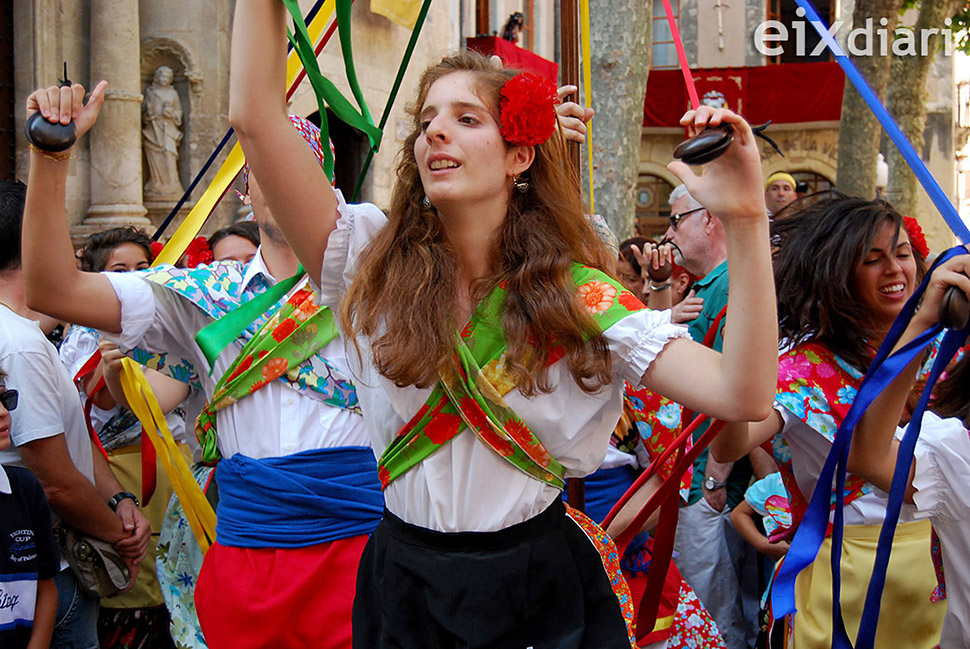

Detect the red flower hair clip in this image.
[499,72,560,147]
[149,241,164,261]
[184,236,213,268]
[902,216,930,258]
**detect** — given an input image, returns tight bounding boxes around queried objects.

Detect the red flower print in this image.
[261,357,289,382]
[478,425,515,457]
[618,291,645,312]
[577,281,617,314]
[378,465,390,489]
[227,355,255,382]
[459,398,490,431]
[423,411,463,445]
[272,319,299,343]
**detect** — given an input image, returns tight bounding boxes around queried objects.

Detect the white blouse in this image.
[317,191,690,532]
[902,412,970,649]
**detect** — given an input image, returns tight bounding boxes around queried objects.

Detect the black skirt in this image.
[352,498,631,649]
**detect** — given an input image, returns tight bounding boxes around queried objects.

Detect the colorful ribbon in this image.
[153,0,341,266]
[794,0,969,244]
[579,0,595,212]
[119,359,217,553]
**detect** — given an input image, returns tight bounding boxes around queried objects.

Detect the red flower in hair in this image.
[499,73,560,146]
[150,241,164,260]
[902,216,930,258]
[184,236,213,268]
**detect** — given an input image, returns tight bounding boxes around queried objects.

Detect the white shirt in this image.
[0,306,94,482]
[318,192,690,532]
[776,406,918,525]
[896,412,970,649]
[102,249,368,459]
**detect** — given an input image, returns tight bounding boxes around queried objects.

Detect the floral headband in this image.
[183,236,214,268]
[902,216,930,258]
[499,72,560,147]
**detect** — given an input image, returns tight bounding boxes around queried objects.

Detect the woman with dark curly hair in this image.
[712,195,948,648]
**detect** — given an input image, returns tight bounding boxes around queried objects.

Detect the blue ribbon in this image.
[214,447,384,548]
[793,0,970,244]
[772,245,970,648]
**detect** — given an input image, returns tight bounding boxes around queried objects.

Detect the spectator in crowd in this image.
[0,179,150,649]
[0,362,61,649]
[208,221,260,264]
[63,225,194,649]
[764,172,796,217]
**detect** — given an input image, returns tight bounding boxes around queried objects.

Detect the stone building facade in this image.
[638,0,963,249]
[9,1,472,244]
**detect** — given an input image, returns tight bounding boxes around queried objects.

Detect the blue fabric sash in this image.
[773,246,970,649]
[214,447,384,548]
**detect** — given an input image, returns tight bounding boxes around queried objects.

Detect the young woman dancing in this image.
[224,1,775,645]
[847,252,970,649]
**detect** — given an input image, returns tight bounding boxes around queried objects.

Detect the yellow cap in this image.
[765,172,796,191]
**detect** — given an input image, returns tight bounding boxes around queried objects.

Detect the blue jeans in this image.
[51,568,100,649]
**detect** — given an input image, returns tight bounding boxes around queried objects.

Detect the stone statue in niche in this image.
[142,66,184,198]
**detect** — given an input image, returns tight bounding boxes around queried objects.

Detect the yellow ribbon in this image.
[153,0,338,266]
[580,0,595,213]
[119,359,217,553]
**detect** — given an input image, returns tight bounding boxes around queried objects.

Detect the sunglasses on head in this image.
[668,206,706,231]
[0,389,17,412]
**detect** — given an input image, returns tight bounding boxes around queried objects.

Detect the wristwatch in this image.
[108,491,140,511]
[703,476,728,491]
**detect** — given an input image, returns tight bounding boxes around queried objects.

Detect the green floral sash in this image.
[195,281,340,463]
[378,265,647,490]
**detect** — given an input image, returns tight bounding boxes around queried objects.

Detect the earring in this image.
[513,176,529,193]
[421,195,432,209]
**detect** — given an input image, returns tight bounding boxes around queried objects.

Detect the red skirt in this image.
[195,535,369,649]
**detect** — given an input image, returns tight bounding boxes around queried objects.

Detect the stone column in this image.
[84,0,148,226]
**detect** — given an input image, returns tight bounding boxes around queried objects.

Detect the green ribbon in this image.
[352,0,434,201]
[282,0,382,184]
[195,267,305,370]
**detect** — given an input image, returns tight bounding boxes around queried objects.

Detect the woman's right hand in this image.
[911,249,970,331]
[26,80,108,144]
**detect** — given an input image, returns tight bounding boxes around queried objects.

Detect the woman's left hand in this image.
[666,106,766,226]
[912,248,970,330]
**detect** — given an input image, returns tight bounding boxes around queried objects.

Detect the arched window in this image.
[635,174,676,239]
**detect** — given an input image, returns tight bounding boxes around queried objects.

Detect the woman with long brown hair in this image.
[227,1,777,646]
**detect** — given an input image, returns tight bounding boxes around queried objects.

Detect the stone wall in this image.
[13,0,461,244]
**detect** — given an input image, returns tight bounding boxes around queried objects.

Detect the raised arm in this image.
[847,252,970,496]
[228,0,338,282]
[642,107,777,422]
[22,81,122,332]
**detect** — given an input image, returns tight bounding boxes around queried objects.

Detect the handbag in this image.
[54,522,130,598]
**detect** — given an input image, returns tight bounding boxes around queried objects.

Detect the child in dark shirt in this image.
[0,363,60,649]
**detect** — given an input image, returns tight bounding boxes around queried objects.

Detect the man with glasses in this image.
[662,184,759,649]
[0,180,150,649]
